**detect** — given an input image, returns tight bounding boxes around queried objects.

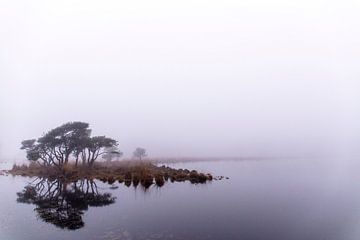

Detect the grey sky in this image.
[1,0,359,160]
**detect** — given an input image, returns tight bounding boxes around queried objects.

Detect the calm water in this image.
[1,158,360,240]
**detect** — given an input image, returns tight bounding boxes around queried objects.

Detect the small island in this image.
[9,122,213,188]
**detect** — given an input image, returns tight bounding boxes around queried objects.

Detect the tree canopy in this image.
[21,122,118,168]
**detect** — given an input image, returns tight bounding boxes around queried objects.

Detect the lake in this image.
[1,158,360,240]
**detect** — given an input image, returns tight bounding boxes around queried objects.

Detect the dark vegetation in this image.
[11,122,213,187]
[9,122,216,231]
[10,161,213,187]
[20,122,119,168]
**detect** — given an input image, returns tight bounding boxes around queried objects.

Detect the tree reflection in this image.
[16,178,116,230]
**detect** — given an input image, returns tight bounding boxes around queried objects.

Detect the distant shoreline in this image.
[0,156,294,168]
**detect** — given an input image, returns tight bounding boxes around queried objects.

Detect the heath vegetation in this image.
[10,122,213,188]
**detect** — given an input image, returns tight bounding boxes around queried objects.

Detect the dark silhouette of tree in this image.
[133,147,147,160]
[87,136,118,167]
[20,122,118,168]
[16,178,116,230]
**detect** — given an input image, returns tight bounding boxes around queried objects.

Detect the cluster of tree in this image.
[102,147,147,161]
[21,122,148,168]
[20,122,120,168]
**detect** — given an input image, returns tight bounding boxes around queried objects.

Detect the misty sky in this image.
[1,0,359,161]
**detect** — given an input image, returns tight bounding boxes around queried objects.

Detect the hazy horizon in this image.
[1,0,360,161]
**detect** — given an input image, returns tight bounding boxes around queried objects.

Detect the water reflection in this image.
[16,178,116,230]
[4,160,360,240]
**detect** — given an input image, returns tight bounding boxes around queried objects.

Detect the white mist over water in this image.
[0,0,359,161]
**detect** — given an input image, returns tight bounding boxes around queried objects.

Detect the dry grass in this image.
[9,161,213,188]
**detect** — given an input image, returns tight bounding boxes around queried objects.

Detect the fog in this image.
[1,0,359,161]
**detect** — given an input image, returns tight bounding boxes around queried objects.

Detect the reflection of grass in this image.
[154,174,165,187]
[9,161,213,188]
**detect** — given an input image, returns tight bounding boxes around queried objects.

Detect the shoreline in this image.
[8,161,214,188]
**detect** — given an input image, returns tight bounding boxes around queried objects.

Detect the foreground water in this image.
[1,158,360,240]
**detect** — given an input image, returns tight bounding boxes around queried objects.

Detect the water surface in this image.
[1,158,360,240]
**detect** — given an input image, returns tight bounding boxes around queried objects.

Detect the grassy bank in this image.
[9,161,213,188]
